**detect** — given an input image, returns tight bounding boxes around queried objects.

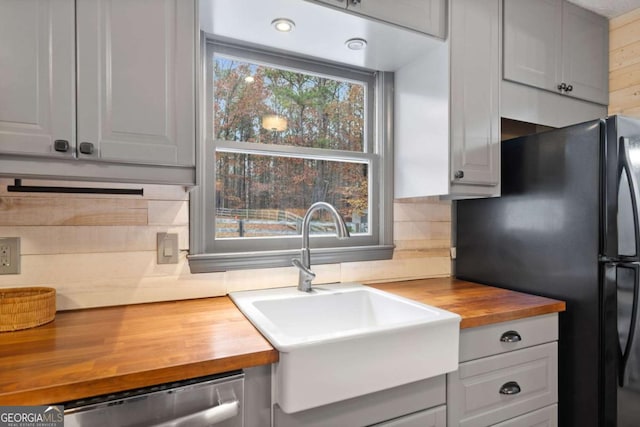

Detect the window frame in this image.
[188,38,394,273]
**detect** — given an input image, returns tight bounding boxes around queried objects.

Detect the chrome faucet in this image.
[292,202,350,292]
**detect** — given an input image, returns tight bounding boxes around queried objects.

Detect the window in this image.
[189,41,393,272]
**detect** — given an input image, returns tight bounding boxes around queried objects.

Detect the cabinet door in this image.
[77,0,195,166]
[503,0,562,94]
[0,0,75,158]
[561,2,608,105]
[349,0,445,38]
[450,0,500,189]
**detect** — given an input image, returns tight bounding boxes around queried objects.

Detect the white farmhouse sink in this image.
[230,283,460,413]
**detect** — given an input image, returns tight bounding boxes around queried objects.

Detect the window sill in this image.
[187,245,395,273]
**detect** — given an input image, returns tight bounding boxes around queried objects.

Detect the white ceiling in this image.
[568,0,640,18]
[200,0,443,71]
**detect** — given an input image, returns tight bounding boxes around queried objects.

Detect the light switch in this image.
[157,233,179,264]
[0,237,20,274]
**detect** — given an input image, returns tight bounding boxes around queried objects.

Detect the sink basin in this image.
[230,283,460,413]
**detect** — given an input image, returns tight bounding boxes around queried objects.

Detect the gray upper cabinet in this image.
[560,2,609,105]
[0,0,196,185]
[0,0,75,158]
[450,0,500,192]
[503,0,562,94]
[350,0,445,38]
[76,0,195,166]
[309,0,446,38]
[504,0,608,105]
[394,0,500,199]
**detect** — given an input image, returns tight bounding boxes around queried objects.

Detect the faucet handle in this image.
[292,258,316,292]
[292,258,316,279]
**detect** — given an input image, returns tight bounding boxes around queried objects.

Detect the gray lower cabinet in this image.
[491,405,557,427]
[448,314,559,427]
[370,405,446,427]
[244,365,273,427]
[274,375,446,427]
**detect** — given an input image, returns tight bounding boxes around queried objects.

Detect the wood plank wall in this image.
[0,178,450,310]
[0,178,223,310]
[610,8,640,116]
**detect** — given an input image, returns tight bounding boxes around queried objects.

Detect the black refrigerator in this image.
[456,116,640,427]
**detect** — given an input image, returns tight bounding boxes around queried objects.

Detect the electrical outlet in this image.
[157,233,179,265]
[0,237,20,274]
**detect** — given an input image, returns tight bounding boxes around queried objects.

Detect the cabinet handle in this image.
[499,381,521,395]
[500,330,522,343]
[454,170,464,179]
[350,0,361,4]
[566,84,573,92]
[557,82,567,92]
[79,142,95,155]
[54,140,70,153]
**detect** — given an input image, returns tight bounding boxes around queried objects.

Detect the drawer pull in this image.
[54,139,70,152]
[79,142,94,155]
[500,330,522,343]
[499,381,521,395]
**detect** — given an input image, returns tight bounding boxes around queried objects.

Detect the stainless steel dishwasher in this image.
[64,371,244,427]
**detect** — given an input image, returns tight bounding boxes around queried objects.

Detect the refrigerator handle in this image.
[618,262,640,387]
[620,137,640,258]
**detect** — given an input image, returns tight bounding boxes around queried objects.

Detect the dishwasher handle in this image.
[152,400,239,427]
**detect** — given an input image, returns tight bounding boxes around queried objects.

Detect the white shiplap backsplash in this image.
[0,178,451,310]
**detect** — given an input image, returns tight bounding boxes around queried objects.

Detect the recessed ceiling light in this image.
[244,76,255,83]
[345,38,367,50]
[272,18,295,33]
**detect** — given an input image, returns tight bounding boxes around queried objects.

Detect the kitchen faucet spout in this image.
[294,202,350,292]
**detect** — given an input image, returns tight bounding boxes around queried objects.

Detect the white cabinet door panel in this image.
[450,0,500,188]
[0,0,75,157]
[561,2,608,105]
[503,0,562,93]
[77,0,195,166]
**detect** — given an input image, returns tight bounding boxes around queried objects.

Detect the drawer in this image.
[447,342,558,427]
[491,404,557,427]
[460,314,558,362]
[370,405,446,427]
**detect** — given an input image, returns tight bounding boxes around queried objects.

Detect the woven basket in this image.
[0,287,56,332]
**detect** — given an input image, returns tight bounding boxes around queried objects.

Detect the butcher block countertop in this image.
[0,277,564,405]
[0,296,277,405]
[371,278,565,329]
